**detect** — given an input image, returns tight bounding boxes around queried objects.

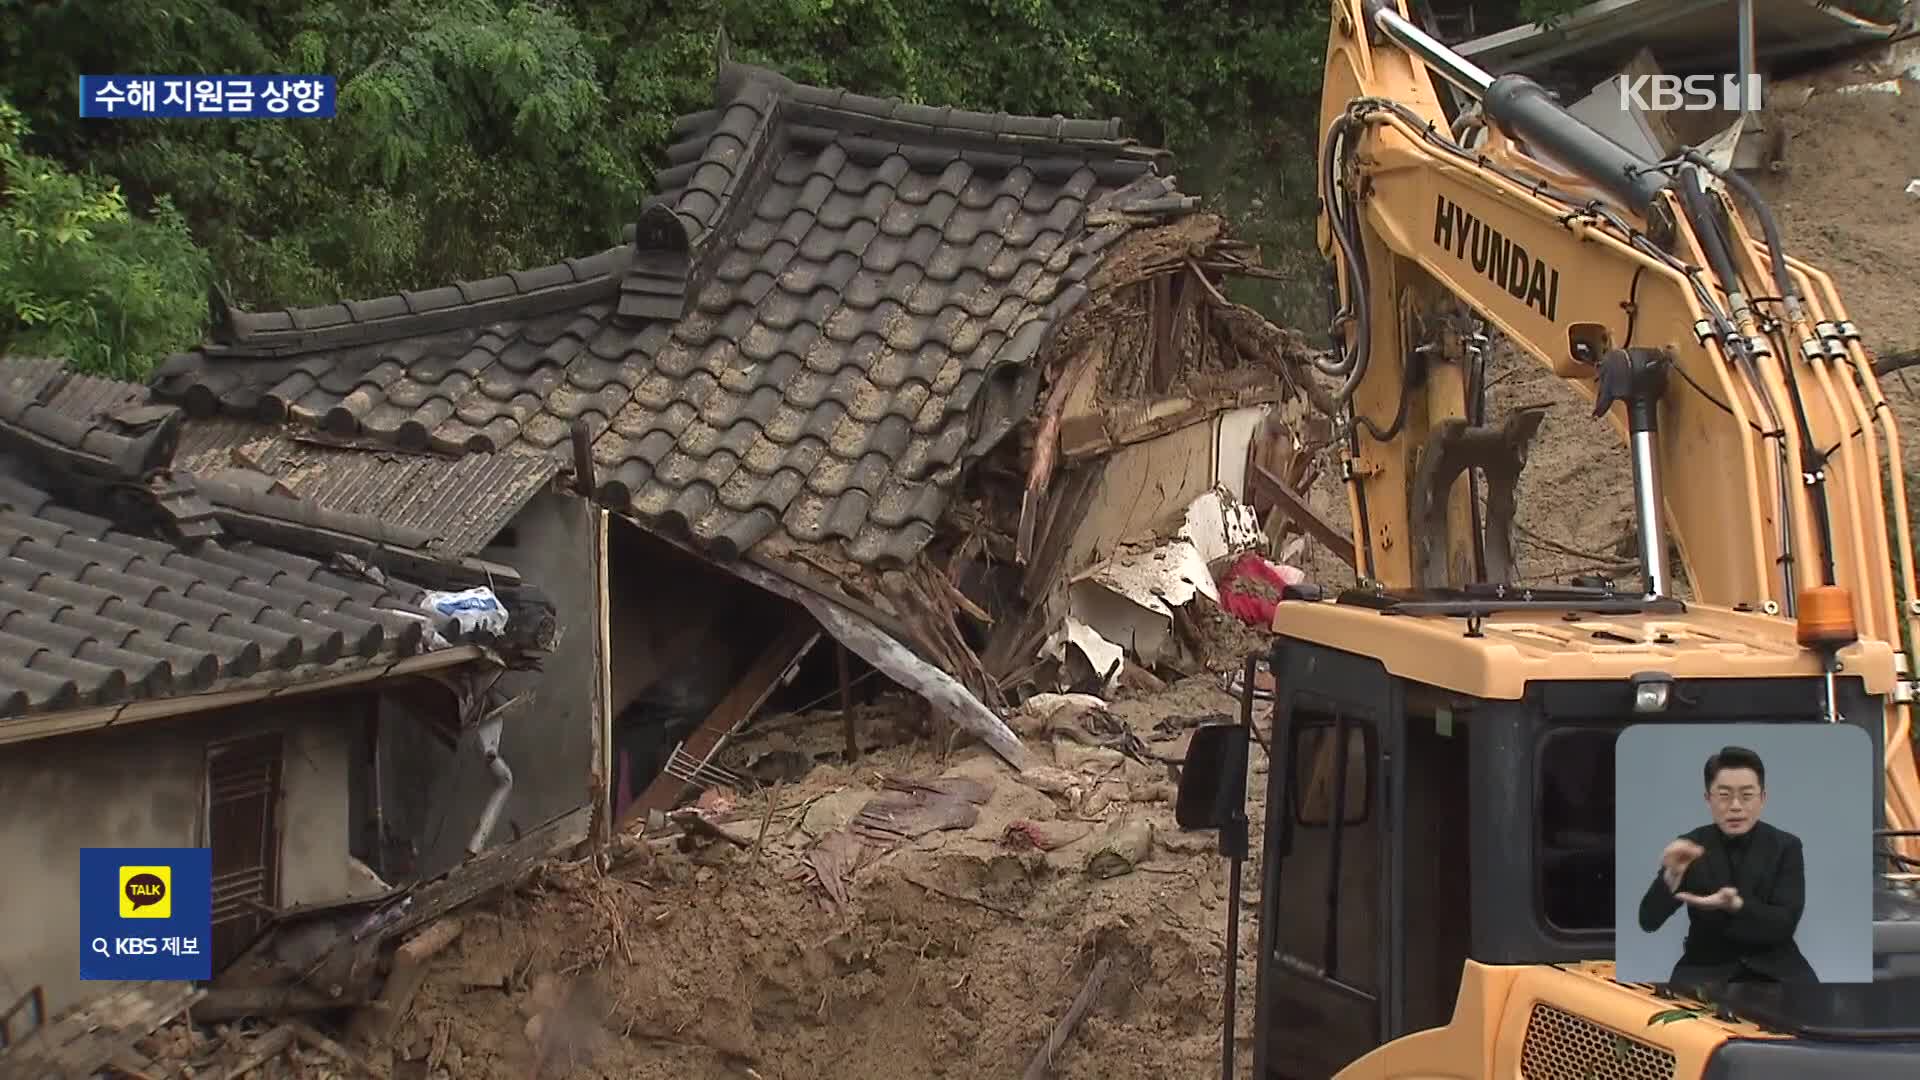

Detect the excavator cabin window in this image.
[1536,726,1620,935]
[1291,721,1373,826]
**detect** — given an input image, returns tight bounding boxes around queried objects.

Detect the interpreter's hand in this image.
[1660,838,1705,891]
[1675,886,1743,912]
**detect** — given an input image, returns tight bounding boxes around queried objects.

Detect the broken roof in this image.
[6,358,560,559]
[149,52,1193,568]
[0,366,508,725]
[172,418,561,558]
[1455,0,1901,76]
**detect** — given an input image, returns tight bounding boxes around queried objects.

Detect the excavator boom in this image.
[1319,0,1920,847]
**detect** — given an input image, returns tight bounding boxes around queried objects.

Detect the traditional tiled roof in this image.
[0,372,493,721]
[148,57,1194,567]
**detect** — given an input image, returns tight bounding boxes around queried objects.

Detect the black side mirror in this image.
[1176,722,1251,832]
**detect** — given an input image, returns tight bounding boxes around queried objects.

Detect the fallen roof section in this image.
[0,369,540,734]
[148,48,1193,573]
[1454,0,1902,76]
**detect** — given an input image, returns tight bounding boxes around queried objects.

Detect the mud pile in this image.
[393,679,1266,1080]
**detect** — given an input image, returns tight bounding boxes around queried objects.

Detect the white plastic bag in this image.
[418,586,509,637]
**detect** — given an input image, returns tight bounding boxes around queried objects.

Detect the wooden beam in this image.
[1247,462,1357,570]
[569,416,596,496]
[838,642,860,763]
[624,613,821,822]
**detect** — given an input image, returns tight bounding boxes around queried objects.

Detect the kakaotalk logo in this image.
[118,865,172,919]
[1618,73,1764,112]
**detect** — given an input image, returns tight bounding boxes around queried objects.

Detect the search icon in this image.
[90,937,110,958]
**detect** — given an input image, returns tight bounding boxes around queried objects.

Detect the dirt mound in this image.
[1753,75,1920,353]
[390,679,1265,1080]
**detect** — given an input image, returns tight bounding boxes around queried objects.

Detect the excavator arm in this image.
[1316,1,1920,845]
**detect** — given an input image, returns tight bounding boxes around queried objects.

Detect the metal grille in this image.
[1520,1002,1677,1080]
[207,733,283,970]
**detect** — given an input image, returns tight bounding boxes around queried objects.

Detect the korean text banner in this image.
[78,76,336,118]
[79,847,213,982]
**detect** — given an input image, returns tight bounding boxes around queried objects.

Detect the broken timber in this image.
[1021,955,1113,1080]
[626,611,821,821]
[1247,462,1356,570]
[202,809,586,1021]
[1,982,203,1080]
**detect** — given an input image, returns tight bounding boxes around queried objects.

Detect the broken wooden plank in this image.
[626,612,822,820]
[2,982,202,1080]
[837,642,860,763]
[1149,274,1180,396]
[346,918,465,1048]
[381,810,585,944]
[666,809,757,848]
[215,1023,298,1080]
[1060,387,1289,461]
[194,983,362,1023]
[288,1019,379,1074]
[1247,462,1356,569]
[1022,955,1113,1080]
[1018,336,1103,565]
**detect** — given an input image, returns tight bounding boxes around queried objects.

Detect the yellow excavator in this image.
[1175,1,1920,1077]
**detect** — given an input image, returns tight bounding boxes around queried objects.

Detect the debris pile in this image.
[64,675,1266,1080]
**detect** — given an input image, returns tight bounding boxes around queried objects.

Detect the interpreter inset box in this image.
[1613,723,1873,985]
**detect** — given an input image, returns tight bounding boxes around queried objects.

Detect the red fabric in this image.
[1215,553,1305,628]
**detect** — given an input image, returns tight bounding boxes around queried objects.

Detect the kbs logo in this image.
[1617,74,1763,113]
[118,865,172,919]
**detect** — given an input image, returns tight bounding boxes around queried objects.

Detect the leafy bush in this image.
[0,95,208,379]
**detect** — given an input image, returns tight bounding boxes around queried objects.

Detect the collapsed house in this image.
[0,42,1333,1050]
[0,358,554,1022]
[142,44,1322,826]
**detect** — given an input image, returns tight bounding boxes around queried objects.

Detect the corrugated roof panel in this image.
[175,420,559,556]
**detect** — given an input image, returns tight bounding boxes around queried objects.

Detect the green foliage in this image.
[0,95,208,379]
[0,0,1595,372]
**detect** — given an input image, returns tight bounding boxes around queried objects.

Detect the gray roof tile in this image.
[147,59,1189,569]
[0,364,524,723]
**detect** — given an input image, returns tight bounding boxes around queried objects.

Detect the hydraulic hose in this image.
[1680,155,1838,587]
[1686,150,1796,302]
[1318,109,1372,404]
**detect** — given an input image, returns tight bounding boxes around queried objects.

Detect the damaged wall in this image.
[0,700,353,1018]
[968,212,1321,684]
[379,488,602,879]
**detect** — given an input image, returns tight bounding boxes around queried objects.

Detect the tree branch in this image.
[1873,349,1920,377]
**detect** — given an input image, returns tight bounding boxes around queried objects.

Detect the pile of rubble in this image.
[36,667,1271,1080]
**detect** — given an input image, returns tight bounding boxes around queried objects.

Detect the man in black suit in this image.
[1636,745,1817,984]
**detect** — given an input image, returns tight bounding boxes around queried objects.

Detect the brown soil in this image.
[1750,41,1920,480]
[393,677,1268,1080]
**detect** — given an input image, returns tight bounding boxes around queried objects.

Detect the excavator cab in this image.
[1177,584,1920,1079]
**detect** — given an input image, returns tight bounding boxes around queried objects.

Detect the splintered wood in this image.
[1,983,202,1080]
[1022,955,1114,1080]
